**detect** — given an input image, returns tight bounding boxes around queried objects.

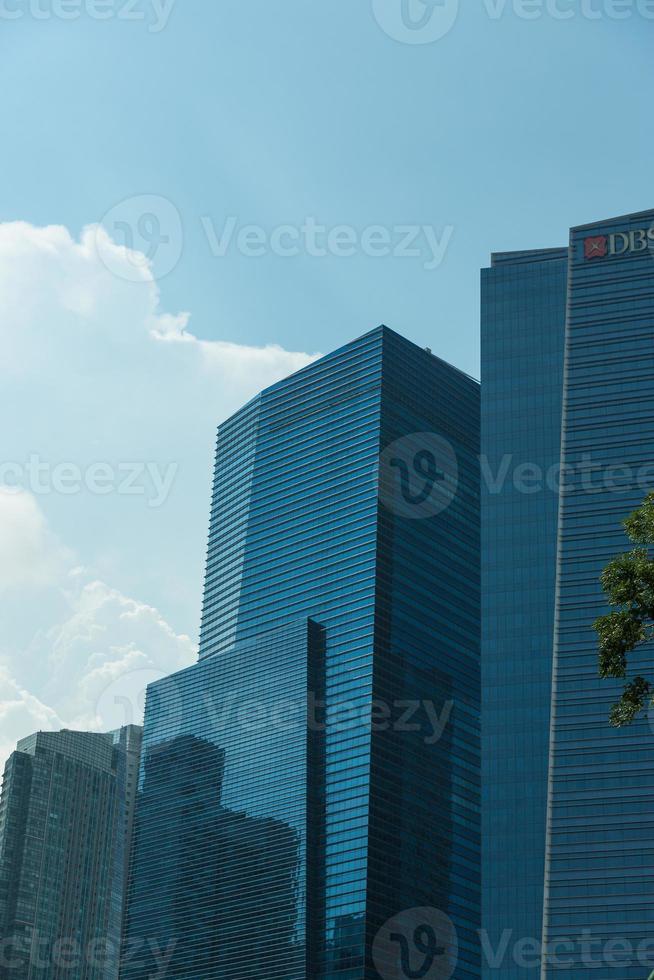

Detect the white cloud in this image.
[0,670,64,775]
[0,488,70,592]
[0,218,319,618]
[43,578,197,730]
[0,493,196,772]
[0,220,320,772]
[0,221,319,383]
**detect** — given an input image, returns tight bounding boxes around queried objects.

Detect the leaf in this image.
[609,677,653,728]
[595,610,646,679]
[624,491,654,545]
[600,549,654,613]
[596,492,654,726]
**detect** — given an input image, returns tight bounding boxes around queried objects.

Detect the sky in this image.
[0,0,652,768]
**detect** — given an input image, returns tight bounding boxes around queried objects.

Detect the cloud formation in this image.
[0,221,318,384]
[0,670,64,776]
[0,490,197,771]
[0,488,70,592]
[0,220,320,771]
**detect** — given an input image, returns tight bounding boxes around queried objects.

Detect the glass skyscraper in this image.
[542,209,654,979]
[0,726,142,980]
[123,325,481,980]
[481,247,567,977]
[482,208,654,978]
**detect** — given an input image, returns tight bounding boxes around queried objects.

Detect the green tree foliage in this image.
[594,492,654,727]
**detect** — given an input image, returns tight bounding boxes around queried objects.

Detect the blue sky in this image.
[3,1,652,363]
[0,0,652,762]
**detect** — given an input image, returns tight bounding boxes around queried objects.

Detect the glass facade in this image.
[371,330,480,980]
[542,210,654,979]
[483,210,654,977]
[122,620,322,980]
[0,727,141,980]
[199,326,387,979]
[108,726,143,945]
[481,248,567,977]
[123,326,481,979]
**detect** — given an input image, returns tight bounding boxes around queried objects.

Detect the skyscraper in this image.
[482,208,654,979]
[0,727,142,980]
[122,326,481,980]
[481,247,568,976]
[542,209,654,979]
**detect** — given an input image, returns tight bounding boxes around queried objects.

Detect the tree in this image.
[594,491,654,727]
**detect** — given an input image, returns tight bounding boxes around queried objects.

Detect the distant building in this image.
[0,726,142,980]
[108,726,143,936]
